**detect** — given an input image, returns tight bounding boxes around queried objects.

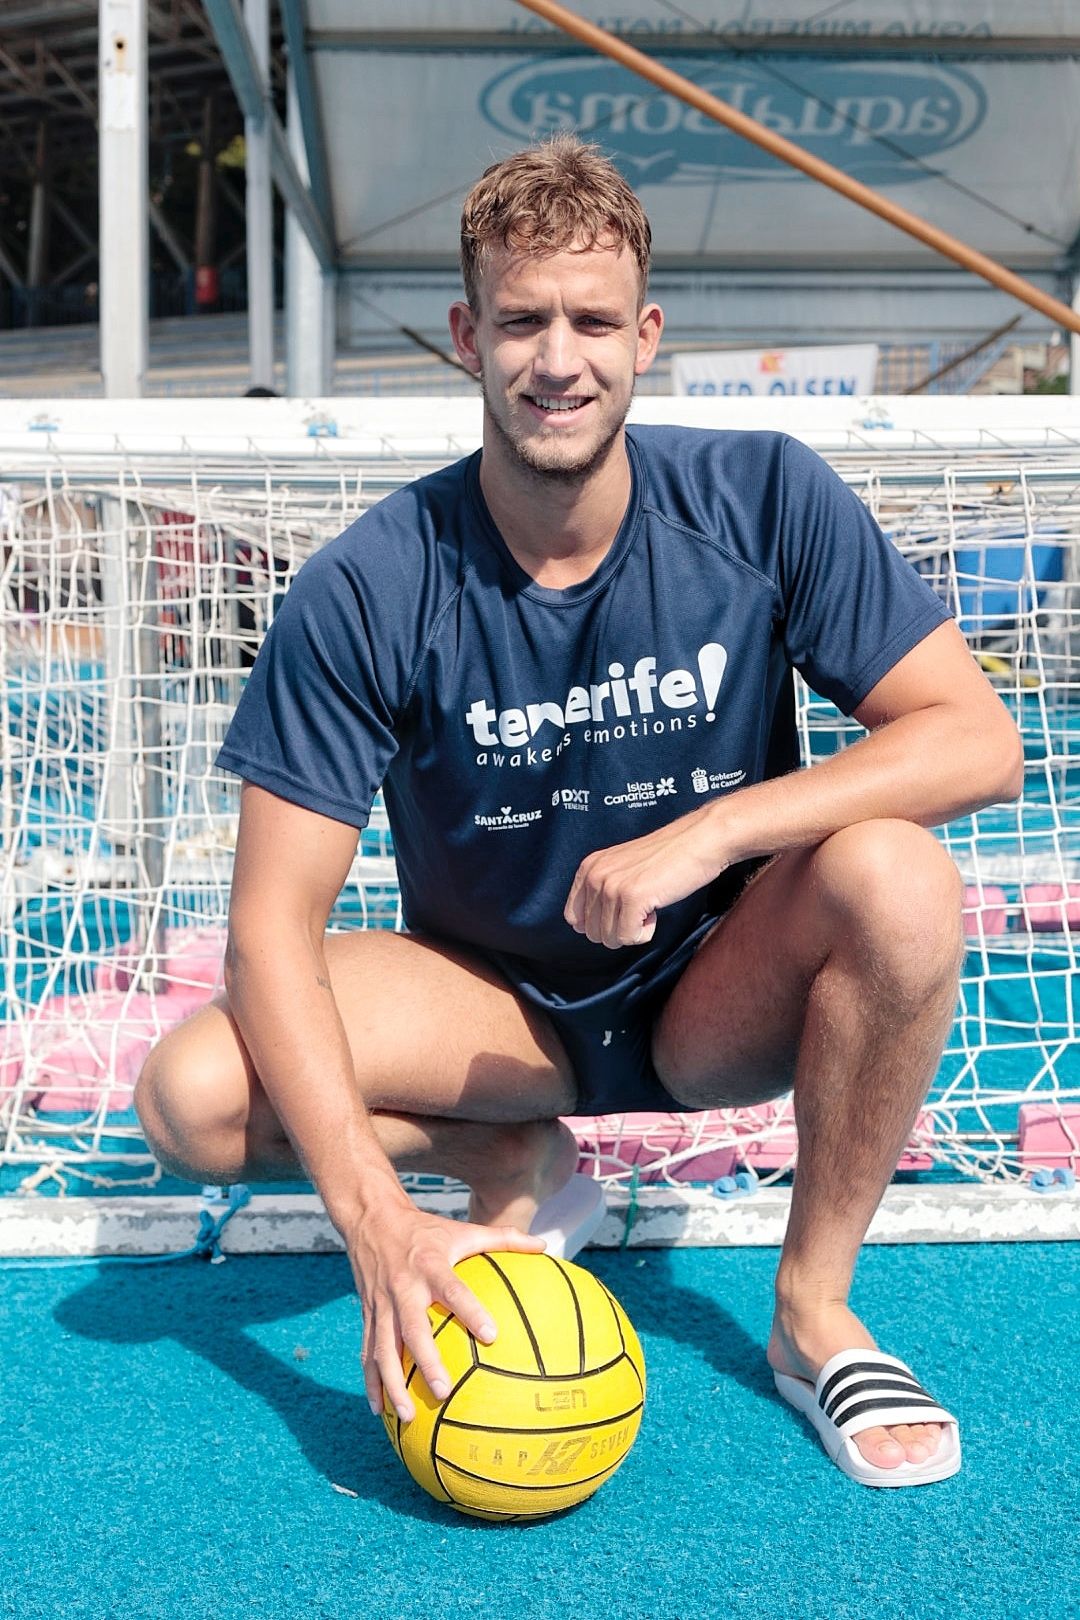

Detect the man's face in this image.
[449,243,663,483]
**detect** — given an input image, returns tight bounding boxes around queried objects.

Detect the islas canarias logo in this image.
[466,642,728,766]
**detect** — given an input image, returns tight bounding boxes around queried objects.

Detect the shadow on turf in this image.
[52,1246,783,1524]
[590,1249,783,1408]
[50,1253,462,1522]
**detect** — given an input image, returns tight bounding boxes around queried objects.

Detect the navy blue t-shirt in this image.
[217,426,950,1019]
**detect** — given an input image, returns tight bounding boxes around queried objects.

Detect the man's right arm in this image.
[224,782,540,1419]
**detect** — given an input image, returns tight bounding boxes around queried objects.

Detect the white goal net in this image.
[3,397,1080,1217]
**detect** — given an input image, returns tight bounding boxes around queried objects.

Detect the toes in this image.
[890,1424,929,1463]
[908,1422,943,1462]
[853,1426,906,1469]
[854,1422,946,1469]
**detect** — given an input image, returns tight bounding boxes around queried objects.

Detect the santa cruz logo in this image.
[474,805,543,831]
[481,58,985,187]
[467,642,728,770]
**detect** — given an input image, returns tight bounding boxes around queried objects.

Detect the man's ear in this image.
[449,301,482,376]
[635,301,664,376]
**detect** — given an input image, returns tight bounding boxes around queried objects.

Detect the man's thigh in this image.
[154,930,577,1141]
[652,847,826,1108]
[322,931,576,1119]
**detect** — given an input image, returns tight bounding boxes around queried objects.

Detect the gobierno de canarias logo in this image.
[480,56,986,187]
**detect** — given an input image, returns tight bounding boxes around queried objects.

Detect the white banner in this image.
[309,1,1079,40]
[671,344,880,396]
[319,52,1080,266]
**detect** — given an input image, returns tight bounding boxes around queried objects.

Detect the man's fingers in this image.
[440,1225,549,1339]
[486,1224,549,1253]
[373,1310,415,1421]
[361,1319,394,1418]
[564,865,587,931]
[425,1271,498,1357]
[568,853,658,949]
[399,1302,453,1406]
[362,1347,384,1418]
[357,1219,560,1427]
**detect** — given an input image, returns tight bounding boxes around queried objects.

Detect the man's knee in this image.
[134,1023,249,1183]
[811,819,964,994]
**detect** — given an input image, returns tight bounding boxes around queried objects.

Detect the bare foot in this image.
[768,1299,946,1470]
[466,1118,580,1233]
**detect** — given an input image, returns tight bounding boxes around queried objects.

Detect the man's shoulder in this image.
[625,423,800,551]
[301,451,477,583]
[626,422,793,497]
[627,421,790,460]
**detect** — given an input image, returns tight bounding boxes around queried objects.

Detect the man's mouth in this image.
[524,394,592,416]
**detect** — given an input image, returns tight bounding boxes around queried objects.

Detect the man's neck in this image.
[478,429,632,590]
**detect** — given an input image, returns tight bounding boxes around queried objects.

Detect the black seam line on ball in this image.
[479,1253,547,1377]
[595,1277,627,1357]
[437,1399,645,1438]
[468,1353,627,1382]
[552,1257,587,1378]
[435,1457,629,1493]
[429,1363,480,1502]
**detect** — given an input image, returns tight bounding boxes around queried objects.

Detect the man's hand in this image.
[348,1197,546,1421]
[564,805,727,949]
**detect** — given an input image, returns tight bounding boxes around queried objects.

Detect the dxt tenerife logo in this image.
[552,787,590,812]
[467,642,728,770]
[481,57,985,186]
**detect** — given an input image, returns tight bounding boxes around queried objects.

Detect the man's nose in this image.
[535,319,581,381]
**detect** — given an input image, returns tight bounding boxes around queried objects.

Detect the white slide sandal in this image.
[773,1348,961,1487]
[529,1173,607,1260]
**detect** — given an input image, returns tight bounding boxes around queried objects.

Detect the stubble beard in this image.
[480,373,633,488]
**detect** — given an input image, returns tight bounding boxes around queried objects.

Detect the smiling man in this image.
[136,136,1022,1489]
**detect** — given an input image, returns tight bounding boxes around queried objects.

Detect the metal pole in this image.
[1071,273,1080,396]
[514,0,1080,338]
[133,523,166,988]
[98,494,166,989]
[244,0,274,390]
[27,120,50,290]
[285,63,333,396]
[194,94,218,310]
[98,495,135,854]
[99,0,148,396]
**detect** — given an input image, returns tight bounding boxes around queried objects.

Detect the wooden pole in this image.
[514,0,1080,337]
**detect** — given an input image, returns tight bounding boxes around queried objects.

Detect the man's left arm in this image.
[565,621,1023,950]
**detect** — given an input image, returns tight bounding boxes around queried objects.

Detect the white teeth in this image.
[533,396,585,412]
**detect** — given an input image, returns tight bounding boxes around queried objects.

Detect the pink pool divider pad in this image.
[1021,884,1080,931]
[737,1100,935,1173]
[2,982,215,1112]
[1018,1103,1080,1170]
[3,927,229,1110]
[96,927,228,993]
[962,885,1008,937]
[566,1102,935,1180]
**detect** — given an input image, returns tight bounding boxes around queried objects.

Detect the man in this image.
[136,136,1022,1488]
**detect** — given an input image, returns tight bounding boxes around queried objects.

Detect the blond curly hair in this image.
[460,135,652,309]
